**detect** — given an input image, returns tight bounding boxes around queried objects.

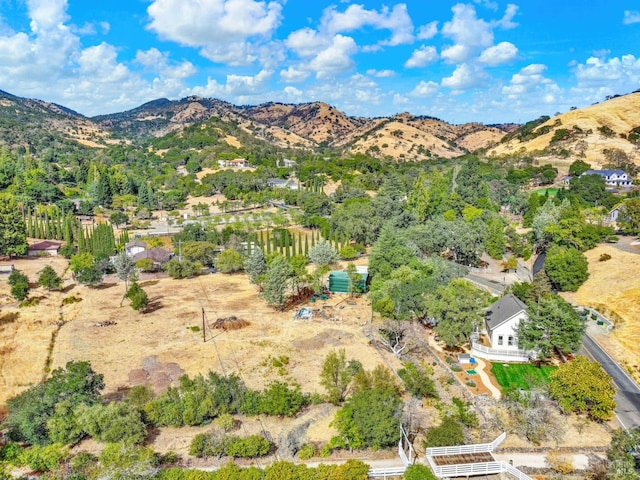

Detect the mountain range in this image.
[1,88,639,167]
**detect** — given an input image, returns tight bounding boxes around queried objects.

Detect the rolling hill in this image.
[0,89,514,160]
[3,88,639,165]
[489,91,640,170]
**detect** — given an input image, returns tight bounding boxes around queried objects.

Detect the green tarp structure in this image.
[328,271,368,294]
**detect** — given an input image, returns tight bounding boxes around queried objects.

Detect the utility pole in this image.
[202,307,206,343]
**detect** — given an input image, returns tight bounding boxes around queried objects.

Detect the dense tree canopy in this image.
[544,245,589,291]
[517,294,586,360]
[4,361,104,445]
[548,356,616,421]
[0,193,28,257]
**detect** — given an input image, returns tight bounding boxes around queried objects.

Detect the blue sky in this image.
[0,0,639,123]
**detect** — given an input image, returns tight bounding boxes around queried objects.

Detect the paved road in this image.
[580,334,640,429]
[465,273,506,294]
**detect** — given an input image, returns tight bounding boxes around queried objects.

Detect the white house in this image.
[125,240,147,257]
[470,294,536,362]
[581,169,632,188]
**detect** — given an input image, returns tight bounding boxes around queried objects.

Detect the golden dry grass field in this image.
[561,242,640,382]
[0,256,391,408]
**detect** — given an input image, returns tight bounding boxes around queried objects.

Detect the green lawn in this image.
[532,187,559,197]
[491,363,557,391]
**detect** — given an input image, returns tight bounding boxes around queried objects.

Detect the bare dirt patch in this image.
[0,259,385,405]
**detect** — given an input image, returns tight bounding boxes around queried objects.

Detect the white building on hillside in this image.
[470,294,536,362]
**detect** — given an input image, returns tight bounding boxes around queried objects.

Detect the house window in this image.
[508,336,514,346]
[497,335,503,346]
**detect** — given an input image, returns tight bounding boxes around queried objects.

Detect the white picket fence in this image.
[431,461,533,479]
[470,340,535,363]
[424,432,505,457]
[425,433,533,480]
[368,466,407,478]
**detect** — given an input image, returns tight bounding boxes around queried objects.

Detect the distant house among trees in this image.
[28,240,62,257]
[267,178,299,190]
[218,158,249,168]
[125,240,147,257]
[131,248,171,270]
[581,169,632,188]
[281,159,297,168]
[470,294,536,362]
[604,203,625,224]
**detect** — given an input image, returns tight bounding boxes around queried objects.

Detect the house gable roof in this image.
[582,169,626,177]
[29,241,62,251]
[486,294,528,330]
[126,240,147,249]
[132,247,171,264]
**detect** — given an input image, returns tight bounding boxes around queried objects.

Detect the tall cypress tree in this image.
[304,235,309,256]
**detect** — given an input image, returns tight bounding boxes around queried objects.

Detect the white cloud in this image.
[417,21,438,40]
[440,4,519,64]
[502,63,557,97]
[411,80,439,97]
[479,41,518,65]
[442,4,494,51]
[623,10,640,24]
[405,45,438,68]
[393,93,410,106]
[28,0,69,32]
[308,34,358,79]
[367,69,395,78]
[279,66,309,83]
[72,21,110,36]
[574,54,640,87]
[0,0,200,115]
[286,27,327,57]
[226,69,273,95]
[147,0,283,65]
[592,48,610,58]
[496,4,518,29]
[200,41,259,66]
[320,3,415,46]
[135,48,196,78]
[441,63,488,90]
[441,44,472,64]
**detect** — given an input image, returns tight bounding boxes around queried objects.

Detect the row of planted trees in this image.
[255,228,355,259]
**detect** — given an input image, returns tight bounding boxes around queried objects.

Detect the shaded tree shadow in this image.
[0,312,19,326]
[144,296,163,314]
[62,283,76,293]
[94,282,118,290]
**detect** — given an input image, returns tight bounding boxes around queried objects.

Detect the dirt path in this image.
[472,358,501,400]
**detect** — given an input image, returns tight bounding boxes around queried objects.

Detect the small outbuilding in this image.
[328,271,369,294]
[28,241,62,256]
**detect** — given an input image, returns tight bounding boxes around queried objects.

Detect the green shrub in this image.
[450,364,462,372]
[61,295,82,306]
[599,253,612,262]
[224,435,271,458]
[398,362,439,400]
[19,297,40,308]
[189,434,225,459]
[424,415,464,448]
[136,258,155,272]
[0,443,22,464]
[20,444,69,472]
[404,464,438,479]
[214,413,235,432]
[297,444,316,460]
[466,380,476,387]
[339,245,358,260]
[258,381,307,417]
